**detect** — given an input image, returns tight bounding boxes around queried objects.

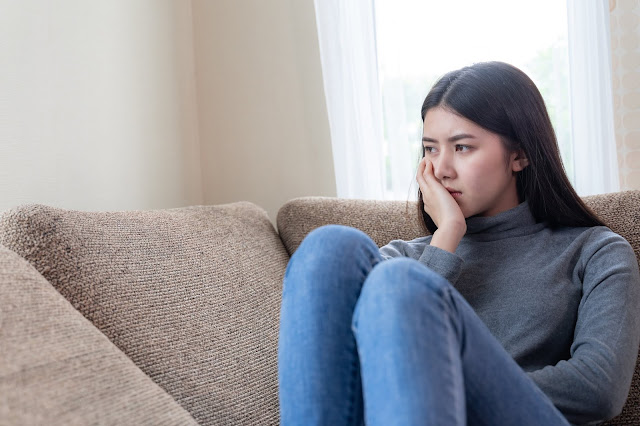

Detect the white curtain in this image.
[566,0,619,195]
[312,0,385,199]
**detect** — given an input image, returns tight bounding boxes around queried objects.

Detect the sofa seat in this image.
[1,190,639,425]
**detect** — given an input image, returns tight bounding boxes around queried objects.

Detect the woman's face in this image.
[422,107,528,218]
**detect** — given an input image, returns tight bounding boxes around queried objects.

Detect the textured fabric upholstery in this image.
[277,196,426,255]
[277,191,640,260]
[584,191,640,426]
[582,190,640,264]
[277,190,640,425]
[0,202,288,425]
[1,190,638,425]
[0,244,197,425]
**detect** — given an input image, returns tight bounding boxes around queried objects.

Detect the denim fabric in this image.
[278,224,570,426]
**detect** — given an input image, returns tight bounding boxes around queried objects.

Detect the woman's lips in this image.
[446,188,462,198]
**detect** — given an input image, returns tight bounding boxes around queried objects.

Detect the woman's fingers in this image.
[416,157,427,189]
[418,158,439,198]
[418,157,435,184]
[417,157,461,226]
[422,158,441,186]
[417,158,433,193]
[422,158,431,182]
[417,156,426,177]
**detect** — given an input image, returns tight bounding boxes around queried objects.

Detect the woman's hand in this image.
[416,157,467,253]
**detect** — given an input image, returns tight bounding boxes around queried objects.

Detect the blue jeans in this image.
[278,225,570,426]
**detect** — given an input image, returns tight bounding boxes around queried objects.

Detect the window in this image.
[374,0,571,200]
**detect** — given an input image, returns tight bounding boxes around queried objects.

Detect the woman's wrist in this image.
[430,222,466,254]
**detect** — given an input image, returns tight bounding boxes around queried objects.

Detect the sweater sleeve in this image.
[379,237,464,284]
[527,229,640,425]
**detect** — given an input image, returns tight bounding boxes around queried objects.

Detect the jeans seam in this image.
[345,336,360,425]
[347,246,379,425]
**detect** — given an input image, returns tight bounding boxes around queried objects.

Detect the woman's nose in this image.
[433,150,456,180]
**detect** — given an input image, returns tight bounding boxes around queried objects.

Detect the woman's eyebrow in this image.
[422,133,476,143]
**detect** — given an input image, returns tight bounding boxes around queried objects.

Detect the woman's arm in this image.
[379,237,464,285]
[416,157,467,254]
[430,226,467,254]
[527,229,640,425]
[377,158,467,281]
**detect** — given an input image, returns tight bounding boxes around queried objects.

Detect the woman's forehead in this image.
[423,108,489,137]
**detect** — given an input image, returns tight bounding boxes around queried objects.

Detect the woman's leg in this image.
[278,224,382,426]
[353,257,570,426]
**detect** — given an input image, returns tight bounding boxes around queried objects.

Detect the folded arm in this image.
[527,231,640,425]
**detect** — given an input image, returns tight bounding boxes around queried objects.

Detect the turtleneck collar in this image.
[463,201,545,242]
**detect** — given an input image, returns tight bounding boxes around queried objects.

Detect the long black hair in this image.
[418,61,605,234]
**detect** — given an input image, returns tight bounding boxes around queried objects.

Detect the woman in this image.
[277,61,640,425]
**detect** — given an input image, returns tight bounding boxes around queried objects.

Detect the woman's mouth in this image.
[446,188,462,198]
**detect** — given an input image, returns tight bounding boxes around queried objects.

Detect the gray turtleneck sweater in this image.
[379,201,640,426]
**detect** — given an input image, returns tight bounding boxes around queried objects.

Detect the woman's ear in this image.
[511,151,529,172]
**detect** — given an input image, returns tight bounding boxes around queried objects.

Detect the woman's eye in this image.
[424,146,436,154]
[456,145,470,152]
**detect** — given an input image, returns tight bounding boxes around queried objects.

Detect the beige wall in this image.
[0,1,204,211]
[192,0,336,223]
[0,0,335,223]
[610,0,640,190]
[1,1,635,223]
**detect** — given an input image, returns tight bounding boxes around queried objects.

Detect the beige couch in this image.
[1,191,639,425]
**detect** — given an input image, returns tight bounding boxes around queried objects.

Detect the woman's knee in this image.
[354,258,452,323]
[294,224,379,265]
[367,257,450,294]
[284,225,381,293]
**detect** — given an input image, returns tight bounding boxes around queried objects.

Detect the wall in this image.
[610,0,640,190]
[0,0,203,212]
[191,0,336,223]
[1,1,635,222]
[0,0,336,223]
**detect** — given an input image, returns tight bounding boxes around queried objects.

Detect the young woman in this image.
[277,61,640,425]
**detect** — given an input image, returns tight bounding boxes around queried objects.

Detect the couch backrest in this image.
[0,202,289,426]
[0,244,198,425]
[277,196,425,256]
[277,191,640,264]
[276,190,640,425]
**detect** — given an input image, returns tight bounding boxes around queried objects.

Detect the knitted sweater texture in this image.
[379,201,640,425]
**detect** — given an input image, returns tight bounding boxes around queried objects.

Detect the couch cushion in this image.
[0,202,289,425]
[584,191,640,426]
[582,190,640,264]
[0,244,198,425]
[277,190,640,425]
[277,196,425,255]
[277,191,640,263]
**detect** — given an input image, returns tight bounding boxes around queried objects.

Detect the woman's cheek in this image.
[460,163,483,194]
